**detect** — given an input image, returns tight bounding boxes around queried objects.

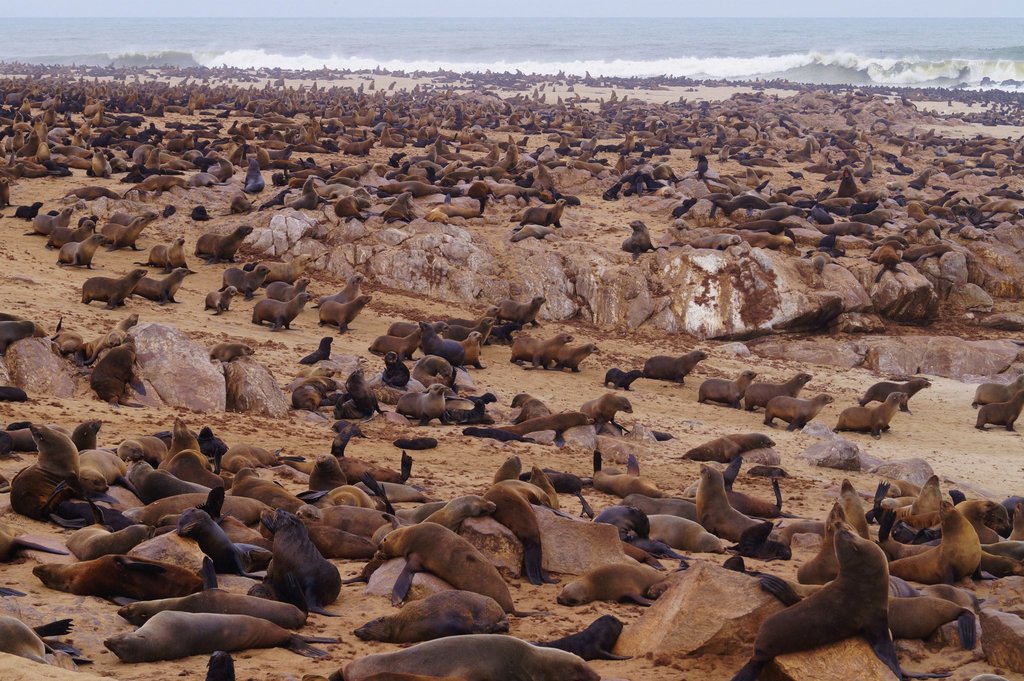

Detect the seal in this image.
[764,394,834,431]
[885,501,982,585]
[683,433,775,463]
[514,199,567,228]
[603,368,643,390]
[140,236,190,273]
[376,522,521,613]
[251,292,313,330]
[557,564,668,606]
[593,452,662,498]
[355,590,509,643]
[696,464,762,542]
[859,377,931,412]
[177,507,261,577]
[298,337,332,365]
[835,392,907,438]
[337,635,600,681]
[580,393,633,428]
[34,555,206,600]
[319,295,372,333]
[266,278,309,303]
[316,274,364,307]
[973,374,1024,407]
[104,611,333,662]
[731,521,902,681]
[975,390,1024,431]
[743,373,812,411]
[419,321,465,366]
[459,331,485,369]
[510,332,573,369]
[67,524,151,561]
[0,320,41,353]
[495,296,546,327]
[698,370,758,409]
[396,384,452,425]
[648,514,724,553]
[194,225,253,263]
[118,589,305,630]
[555,343,598,372]
[500,411,593,438]
[382,351,410,388]
[484,481,555,585]
[537,615,628,661]
[422,495,497,530]
[258,508,341,615]
[209,342,254,363]
[222,264,271,300]
[205,286,238,315]
[81,269,148,309]
[642,351,707,383]
[369,328,421,360]
[101,215,152,251]
[132,267,188,304]
[10,424,81,521]
[57,233,107,269]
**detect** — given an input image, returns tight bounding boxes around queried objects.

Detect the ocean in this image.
[4,17,1024,89]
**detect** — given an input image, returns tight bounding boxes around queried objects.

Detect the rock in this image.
[789,533,823,551]
[562,425,597,451]
[862,336,1020,380]
[801,421,836,439]
[867,458,935,487]
[533,506,630,575]
[740,448,781,466]
[4,338,76,398]
[948,283,994,312]
[128,533,205,574]
[720,342,751,357]
[800,437,861,471]
[453,368,475,392]
[129,323,226,412]
[866,263,939,323]
[458,517,523,579]
[750,338,865,369]
[595,435,656,463]
[978,313,1024,331]
[980,609,1024,672]
[223,357,289,417]
[829,312,886,333]
[523,430,556,445]
[767,637,899,680]
[382,411,410,425]
[247,209,318,257]
[613,561,784,657]
[0,652,112,679]
[364,558,453,601]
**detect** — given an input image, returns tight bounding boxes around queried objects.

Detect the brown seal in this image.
[257,508,341,615]
[484,481,555,585]
[835,392,907,438]
[743,373,812,411]
[972,373,1024,407]
[308,454,348,491]
[514,199,567,228]
[140,236,189,272]
[117,436,168,467]
[266,277,309,302]
[871,243,902,282]
[0,616,60,664]
[209,342,254,363]
[458,331,485,369]
[396,384,452,425]
[683,433,775,463]
[355,590,509,643]
[555,343,598,372]
[0,320,41,353]
[696,464,762,542]
[957,499,1010,543]
[251,292,313,330]
[231,469,304,511]
[422,495,496,530]
[796,503,846,584]
[30,207,74,235]
[132,267,188,304]
[117,589,306,629]
[444,317,495,343]
[764,394,833,431]
[500,411,593,436]
[90,338,142,406]
[47,218,95,249]
[647,515,724,553]
[495,296,546,327]
[34,555,204,599]
[195,225,253,263]
[580,393,632,427]
[592,451,661,498]
[886,501,982,585]
[642,351,707,383]
[510,332,573,369]
[57,233,107,268]
[370,328,421,360]
[104,611,333,662]
[859,377,931,412]
[316,274,364,307]
[389,320,447,337]
[222,264,271,300]
[205,286,238,314]
[557,563,668,606]
[81,269,148,309]
[512,393,552,423]
[263,255,313,285]
[125,493,269,526]
[319,295,371,333]
[67,524,152,560]
[698,370,758,409]
[101,215,151,251]
[376,522,521,613]
[10,424,79,520]
[338,635,599,681]
[975,390,1024,431]
[690,234,741,250]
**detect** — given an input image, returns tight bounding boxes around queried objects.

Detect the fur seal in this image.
[683,433,775,463]
[580,393,632,428]
[484,481,555,585]
[209,342,254,363]
[34,555,205,600]
[10,424,80,520]
[537,615,628,661]
[396,384,452,425]
[90,338,143,406]
[975,390,1024,431]
[698,370,758,409]
[376,522,520,614]
[132,267,188,304]
[731,522,901,681]
[81,269,148,308]
[338,635,599,681]
[369,328,421,360]
[195,225,253,263]
[222,264,270,300]
[495,296,545,326]
[319,295,372,333]
[418,321,465,366]
[258,509,341,616]
[205,286,238,314]
[382,351,411,388]
[593,452,661,498]
[696,464,763,543]
[316,274,364,307]
[263,255,313,285]
[510,332,573,369]
[642,351,707,383]
[885,501,982,585]
[743,373,812,411]
[266,278,309,302]
[764,394,834,431]
[101,215,152,251]
[835,392,907,438]
[648,514,724,553]
[104,611,332,662]
[555,343,598,372]
[859,377,931,412]
[603,368,643,390]
[177,508,261,577]
[557,563,668,606]
[973,374,1024,408]
[0,320,40,353]
[117,589,305,629]
[140,237,190,273]
[57,233,107,268]
[67,524,151,561]
[355,590,509,643]
[251,292,313,330]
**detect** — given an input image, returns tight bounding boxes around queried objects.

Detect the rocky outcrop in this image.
[129,323,226,412]
[3,338,76,398]
[800,436,862,471]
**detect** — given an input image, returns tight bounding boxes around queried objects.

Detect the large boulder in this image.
[750,338,865,369]
[223,357,289,417]
[767,637,899,680]
[246,209,319,258]
[980,608,1024,672]
[867,458,935,487]
[799,437,862,471]
[862,336,1020,380]
[129,323,226,412]
[365,558,453,601]
[614,561,783,657]
[534,506,630,575]
[862,263,939,323]
[4,338,76,398]
[459,516,523,579]
[127,533,205,574]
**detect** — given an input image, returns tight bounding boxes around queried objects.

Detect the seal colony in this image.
[0,61,1022,681]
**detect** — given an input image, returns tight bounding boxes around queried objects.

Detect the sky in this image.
[8,0,1024,17]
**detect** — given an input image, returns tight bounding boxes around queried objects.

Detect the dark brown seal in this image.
[642,351,707,383]
[257,508,341,616]
[510,332,573,369]
[698,370,758,409]
[132,267,188,304]
[354,590,509,643]
[764,394,834,431]
[603,368,643,390]
[319,295,371,333]
[91,338,142,406]
[495,296,545,327]
[976,390,1024,431]
[195,225,253,263]
[683,433,775,463]
[222,264,271,300]
[34,555,204,600]
[251,292,313,330]
[835,392,906,438]
[57,233,107,268]
[859,377,930,412]
[743,373,812,411]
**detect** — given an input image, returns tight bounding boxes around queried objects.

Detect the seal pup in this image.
[698,370,758,409]
[299,337,332,365]
[536,614,629,660]
[205,286,238,315]
[81,269,148,309]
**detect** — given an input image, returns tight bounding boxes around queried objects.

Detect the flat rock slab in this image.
[534,506,630,576]
[765,637,899,681]
[980,607,1024,673]
[364,557,453,602]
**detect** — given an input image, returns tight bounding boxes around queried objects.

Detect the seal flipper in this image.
[360,473,395,516]
[626,454,640,477]
[522,539,556,585]
[0,587,26,597]
[576,492,594,518]
[862,623,903,680]
[284,635,331,658]
[957,611,976,650]
[867,480,891,524]
[758,574,802,606]
[296,490,329,503]
[201,556,218,589]
[12,538,69,555]
[197,487,225,520]
[392,554,422,606]
[594,649,632,661]
[730,659,767,681]
[33,618,73,637]
[722,456,742,491]
[623,593,654,607]
[400,451,413,482]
